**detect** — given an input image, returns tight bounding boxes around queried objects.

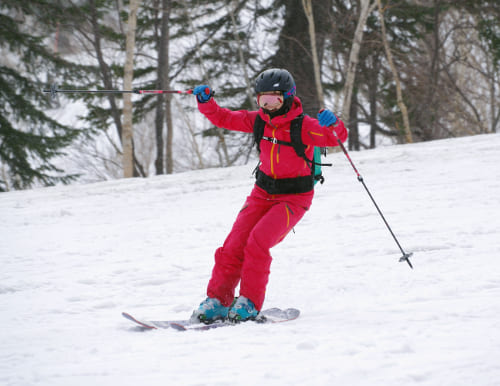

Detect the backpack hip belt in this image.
[255,169,314,195]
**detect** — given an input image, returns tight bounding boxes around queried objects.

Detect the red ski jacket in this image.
[197,97,348,180]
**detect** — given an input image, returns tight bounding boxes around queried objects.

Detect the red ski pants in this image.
[207,185,313,310]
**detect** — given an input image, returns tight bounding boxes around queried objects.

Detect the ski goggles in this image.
[257,93,283,110]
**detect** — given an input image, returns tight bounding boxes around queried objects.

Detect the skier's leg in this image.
[239,200,308,310]
[207,194,271,306]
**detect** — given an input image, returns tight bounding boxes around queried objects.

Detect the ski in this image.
[122,308,300,331]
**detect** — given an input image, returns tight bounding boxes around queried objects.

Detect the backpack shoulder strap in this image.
[290,114,333,168]
[289,114,308,161]
[253,114,266,153]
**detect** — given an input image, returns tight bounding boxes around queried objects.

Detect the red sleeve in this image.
[301,115,348,147]
[197,98,257,134]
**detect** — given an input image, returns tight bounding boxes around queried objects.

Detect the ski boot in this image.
[228,296,259,322]
[190,297,229,324]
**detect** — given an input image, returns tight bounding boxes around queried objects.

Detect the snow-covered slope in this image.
[1,134,500,386]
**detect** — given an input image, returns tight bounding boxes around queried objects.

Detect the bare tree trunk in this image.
[165,93,174,173]
[230,0,257,110]
[122,0,140,178]
[376,0,413,143]
[368,61,378,148]
[154,0,165,175]
[422,0,441,141]
[163,0,174,174]
[341,0,376,124]
[492,75,499,133]
[154,0,173,174]
[302,0,324,108]
[349,89,360,150]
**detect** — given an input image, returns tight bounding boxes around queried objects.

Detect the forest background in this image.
[0,0,498,191]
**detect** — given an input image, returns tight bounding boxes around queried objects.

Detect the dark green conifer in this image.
[0,1,80,191]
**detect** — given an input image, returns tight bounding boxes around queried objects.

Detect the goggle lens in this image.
[257,94,283,110]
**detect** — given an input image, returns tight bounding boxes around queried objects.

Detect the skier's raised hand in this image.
[193,85,213,103]
[317,109,338,127]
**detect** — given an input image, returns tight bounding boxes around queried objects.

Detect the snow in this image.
[1,133,500,386]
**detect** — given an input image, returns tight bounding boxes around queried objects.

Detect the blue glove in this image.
[193,85,213,103]
[317,109,338,127]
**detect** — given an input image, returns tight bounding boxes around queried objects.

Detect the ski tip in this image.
[122,312,157,329]
[121,311,133,320]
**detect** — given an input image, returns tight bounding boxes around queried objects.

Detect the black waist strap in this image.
[255,170,314,194]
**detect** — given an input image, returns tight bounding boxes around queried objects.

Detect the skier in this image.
[190,68,348,323]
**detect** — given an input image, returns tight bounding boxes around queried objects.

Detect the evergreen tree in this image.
[0,1,81,191]
[133,0,179,175]
[269,0,332,116]
[170,0,272,167]
[53,0,151,177]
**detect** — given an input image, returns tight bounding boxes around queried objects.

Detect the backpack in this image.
[253,114,332,186]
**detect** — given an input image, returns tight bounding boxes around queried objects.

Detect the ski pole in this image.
[330,123,414,269]
[43,83,194,100]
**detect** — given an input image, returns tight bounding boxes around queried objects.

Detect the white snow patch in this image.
[1,134,500,385]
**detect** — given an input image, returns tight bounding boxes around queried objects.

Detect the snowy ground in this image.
[1,133,500,386]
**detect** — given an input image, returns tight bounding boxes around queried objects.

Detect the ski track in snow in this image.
[1,134,500,385]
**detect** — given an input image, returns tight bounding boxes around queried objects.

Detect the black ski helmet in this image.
[255,68,296,100]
